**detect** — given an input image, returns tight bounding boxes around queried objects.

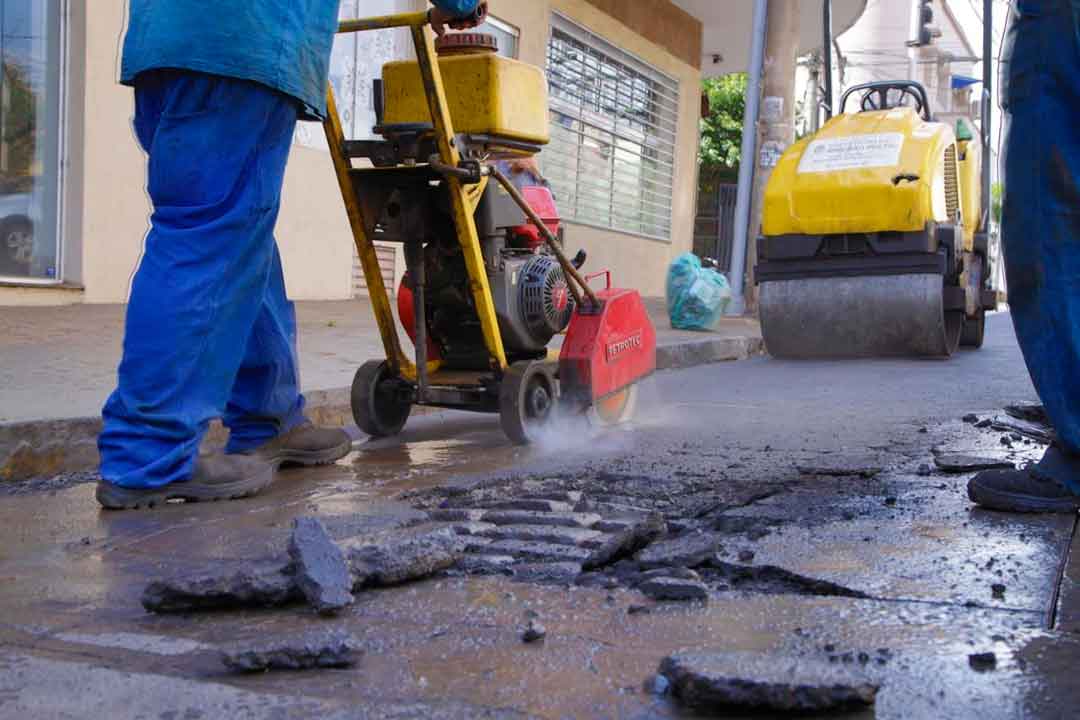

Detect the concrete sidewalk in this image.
[0,297,762,480]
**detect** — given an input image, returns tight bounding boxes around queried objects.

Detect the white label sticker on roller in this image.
[797,133,905,174]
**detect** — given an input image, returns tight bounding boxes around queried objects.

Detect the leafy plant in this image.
[699,74,747,174]
[991,182,1003,225]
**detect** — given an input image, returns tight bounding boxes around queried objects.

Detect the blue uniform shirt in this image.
[121,0,481,120]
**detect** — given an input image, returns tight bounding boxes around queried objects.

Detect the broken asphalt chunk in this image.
[1004,404,1049,425]
[636,532,719,569]
[991,415,1055,444]
[429,509,486,523]
[511,562,582,585]
[345,525,466,587]
[706,561,870,599]
[968,652,997,672]
[639,576,709,602]
[491,499,574,513]
[660,651,878,712]
[480,510,602,529]
[934,454,1015,474]
[470,539,593,564]
[288,517,354,616]
[456,554,516,576]
[583,514,667,570]
[521,619,546,643]
[142,563,300,614]
[796,458,884,478]
[477,524,603,547]
[222,630,359,673]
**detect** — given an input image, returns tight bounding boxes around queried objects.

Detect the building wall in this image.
[490,0,703,297]
[0,0,701,305]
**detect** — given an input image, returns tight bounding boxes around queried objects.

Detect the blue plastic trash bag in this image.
[666,253,732,331]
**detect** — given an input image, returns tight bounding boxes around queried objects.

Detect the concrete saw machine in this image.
[757,80,996,359]
[323,11,656,445]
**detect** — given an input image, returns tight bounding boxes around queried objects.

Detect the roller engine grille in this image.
[943,144,960,223]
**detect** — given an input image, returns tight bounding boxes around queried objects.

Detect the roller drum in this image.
[759,274,962,358]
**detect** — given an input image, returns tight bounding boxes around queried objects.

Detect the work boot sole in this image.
[967,482,1080,514]
[264,438,354,469]
[96,466,275,511]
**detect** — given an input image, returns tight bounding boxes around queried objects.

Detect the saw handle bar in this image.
[586,271,612,291]
[427,155,601,308]
[337,5,487,34]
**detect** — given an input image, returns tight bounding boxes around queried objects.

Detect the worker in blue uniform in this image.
[97,0,487,510]
[968,0,1080,512]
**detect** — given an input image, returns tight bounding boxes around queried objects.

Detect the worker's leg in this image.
[222,246,306,453]
[220,248,352,466]
[969,1,1080,511]
[1003,2,1080,472]
[98,70,299,491]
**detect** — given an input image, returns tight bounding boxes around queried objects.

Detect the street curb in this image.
[656,335,765,371]
[0,336,762,484]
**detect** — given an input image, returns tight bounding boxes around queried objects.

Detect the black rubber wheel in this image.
[961,256,988,349]
[499,361,558,446]
[961,309,986,349]
[943,310,963,357]
[351,360,411,438]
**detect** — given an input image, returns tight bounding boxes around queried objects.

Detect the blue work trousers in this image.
[99,71,306,489]
[1002,1,1080,490]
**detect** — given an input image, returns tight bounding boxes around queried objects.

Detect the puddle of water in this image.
[55,631,211,656]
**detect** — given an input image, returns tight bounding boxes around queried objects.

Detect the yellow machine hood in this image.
[763,107,960,237]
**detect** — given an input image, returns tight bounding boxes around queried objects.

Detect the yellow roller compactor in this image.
[757,81,997,358]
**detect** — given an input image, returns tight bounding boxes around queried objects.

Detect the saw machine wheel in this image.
[352,360,412,438]
[499,360,558,446]
[589,384,640,427]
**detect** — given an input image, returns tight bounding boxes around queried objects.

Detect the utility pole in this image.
[807,52,822,134]
[724,0,767,317]
[743,0,799,312]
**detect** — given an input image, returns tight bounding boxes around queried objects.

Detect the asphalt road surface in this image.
[3,312,1079,720]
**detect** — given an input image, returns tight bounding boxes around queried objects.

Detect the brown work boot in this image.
[245,421,352,468]
[96,454,275,511]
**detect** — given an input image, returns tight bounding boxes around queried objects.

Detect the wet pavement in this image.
[1,312,1078,719]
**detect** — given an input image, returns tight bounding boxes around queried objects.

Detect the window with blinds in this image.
[545,15,680,242]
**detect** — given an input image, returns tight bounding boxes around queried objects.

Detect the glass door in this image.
[0,0,62,282]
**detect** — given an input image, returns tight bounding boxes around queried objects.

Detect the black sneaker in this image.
[244,421,352,468]
[968,467,1080,514]
[96,454,274,510]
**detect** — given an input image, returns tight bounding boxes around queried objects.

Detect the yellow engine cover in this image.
[763,107,962,238]
[381,53,550,146]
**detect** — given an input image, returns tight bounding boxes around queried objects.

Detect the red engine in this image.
[510,186,560,252]
[398,181,566,365]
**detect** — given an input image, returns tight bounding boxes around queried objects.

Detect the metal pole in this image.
[822,0,833,120]
[981,0,992,231]
[725,0,768,316]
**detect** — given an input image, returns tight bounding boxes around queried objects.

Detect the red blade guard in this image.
[559,287,657,405]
